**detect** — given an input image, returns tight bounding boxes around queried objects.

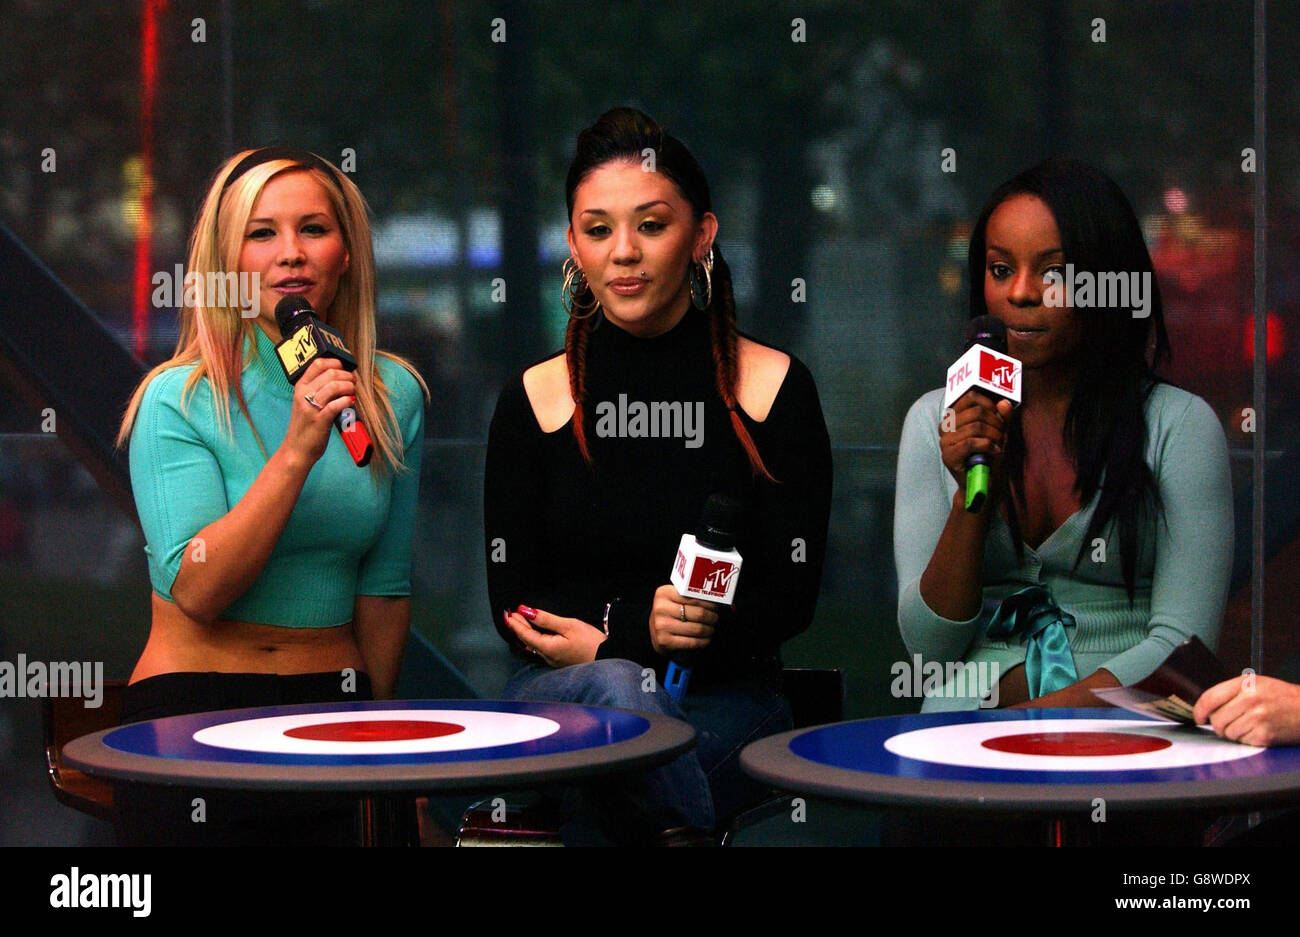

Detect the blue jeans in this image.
[504,658,792,844]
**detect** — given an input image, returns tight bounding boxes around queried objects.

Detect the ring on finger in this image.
[304,392,323,411]
[679,604,687,622]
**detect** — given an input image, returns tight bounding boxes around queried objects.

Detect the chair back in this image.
[42,680,126,821]
[782,667,844,729]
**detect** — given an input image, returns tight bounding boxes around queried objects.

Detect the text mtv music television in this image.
[688,556,739,598]
[979,349,1018,395]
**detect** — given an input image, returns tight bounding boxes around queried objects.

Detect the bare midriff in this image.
[129,593,366,683]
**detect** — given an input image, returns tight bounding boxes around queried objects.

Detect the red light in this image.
[130,0,168,359]
[1163,187,1189,214]
[1242,312,1284,365]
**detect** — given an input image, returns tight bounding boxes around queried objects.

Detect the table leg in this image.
[356,797,375,846]
[354,796,419,847]
[1045,812,1214,846]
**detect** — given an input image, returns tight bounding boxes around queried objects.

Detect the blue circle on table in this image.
[103,700,651,767]
[787,708,1300,784]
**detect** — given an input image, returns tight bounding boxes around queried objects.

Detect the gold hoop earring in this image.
[562,257,599,319]
[690,248,714,310]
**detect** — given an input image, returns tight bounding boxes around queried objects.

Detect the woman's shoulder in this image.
[141,360,197,395]
[136,362,207,420]
[1143,382,1224,439]
[374,353,427,418]
[903,387,949,426]
[517,350,572,434]
[734,335,795,423]
[126,364,216,458]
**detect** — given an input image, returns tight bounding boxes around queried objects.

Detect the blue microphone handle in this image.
[663,660,691,703]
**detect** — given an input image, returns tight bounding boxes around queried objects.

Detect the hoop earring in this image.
[562,257,599,320]
[690,248,714,310]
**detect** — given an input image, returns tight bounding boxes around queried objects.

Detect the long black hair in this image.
[968,158,1171,597]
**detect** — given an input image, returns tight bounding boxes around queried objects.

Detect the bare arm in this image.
[171,448,309,622]
[353,595,410,700]
[171,356,355,623]
[917,393,1014,621]
[918,491,996,621]
[1000,664,1120,709]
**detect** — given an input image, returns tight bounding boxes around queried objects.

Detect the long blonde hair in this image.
[118,149,427,476]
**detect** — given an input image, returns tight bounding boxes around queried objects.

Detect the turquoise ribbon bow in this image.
[984,585,1078,699]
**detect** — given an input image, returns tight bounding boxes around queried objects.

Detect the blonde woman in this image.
[115,147,426,845]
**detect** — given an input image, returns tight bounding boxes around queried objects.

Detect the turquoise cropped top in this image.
[129,326,425,628]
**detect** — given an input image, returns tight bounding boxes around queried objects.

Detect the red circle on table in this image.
[283,720,465,742]
[981,731,1172,757]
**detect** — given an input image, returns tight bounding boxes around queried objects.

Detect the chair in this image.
[781,667,845,728]
[42,680,126,822]
[454,791,566,846]
[455,667,845,846]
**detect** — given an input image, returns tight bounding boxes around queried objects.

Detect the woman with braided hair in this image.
[483,107,832,843]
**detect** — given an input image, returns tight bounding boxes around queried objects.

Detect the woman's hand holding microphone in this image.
[281,357,355,470]
[938,391,1015,503]
[649,584,720,655]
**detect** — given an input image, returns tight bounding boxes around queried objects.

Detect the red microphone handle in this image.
[338,408,374,467]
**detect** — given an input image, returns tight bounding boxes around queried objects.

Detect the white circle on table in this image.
[193,709,561,756]
[883,718,1265,772]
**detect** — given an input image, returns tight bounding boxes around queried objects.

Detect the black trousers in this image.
[114,670,373,847]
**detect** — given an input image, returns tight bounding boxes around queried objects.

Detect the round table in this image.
[65,699,695,844]
[740,708,1300,843]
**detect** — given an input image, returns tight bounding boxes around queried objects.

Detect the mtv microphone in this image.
[274,296,374,467]
[663,494,743,703]
[943,315,1022,513]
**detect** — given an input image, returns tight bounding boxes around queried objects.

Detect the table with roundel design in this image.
[65,699,695,792]
[65,699,695,844]
[740,708,1300,818]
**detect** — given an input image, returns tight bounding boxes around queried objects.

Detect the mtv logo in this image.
[689,557,738,597]
[292,328,317,366]
[979,349,1018,394]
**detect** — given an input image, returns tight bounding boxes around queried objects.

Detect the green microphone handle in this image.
[965,462,991,513]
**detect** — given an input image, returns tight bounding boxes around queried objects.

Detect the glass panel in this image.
[0,0,1283,841]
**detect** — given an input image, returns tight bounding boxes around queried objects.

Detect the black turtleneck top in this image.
[483,306,832,682]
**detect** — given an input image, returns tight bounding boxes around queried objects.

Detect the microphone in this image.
[663,494,743,703]
[273,295,374,467]
[943,315,1022,512]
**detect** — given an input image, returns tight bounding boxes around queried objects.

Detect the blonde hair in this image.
[117,149,427,476]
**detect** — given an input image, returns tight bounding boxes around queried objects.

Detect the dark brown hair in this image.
[564,107,773,480]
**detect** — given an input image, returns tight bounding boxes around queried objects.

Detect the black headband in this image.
[221,146,341,193]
